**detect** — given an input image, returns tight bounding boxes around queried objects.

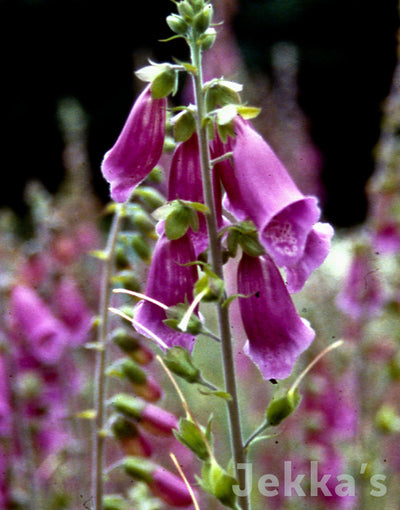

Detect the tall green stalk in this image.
[189,36,250,510]
[92,206,125,510]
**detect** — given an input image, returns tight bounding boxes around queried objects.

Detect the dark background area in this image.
[1,0,399,227]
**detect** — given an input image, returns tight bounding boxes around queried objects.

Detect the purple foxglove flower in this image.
[0,354,12,436]
[237,252,315,380]
[336,245,385,320]
[217,118,331,287]
[150,466,195,507]
[52,277,93,345]
[284,222,334,293]
[10,285,69,364]
[101,84,166,202]
[134,233,198,351]
[168,133,223,255]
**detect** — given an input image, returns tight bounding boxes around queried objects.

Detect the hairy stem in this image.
[92,207,124,510]
[189,39,250,510]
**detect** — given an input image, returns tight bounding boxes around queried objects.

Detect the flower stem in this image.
[189,39,250,510]
[92,206,124,510]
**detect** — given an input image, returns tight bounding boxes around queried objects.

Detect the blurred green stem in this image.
[92,206,124,510]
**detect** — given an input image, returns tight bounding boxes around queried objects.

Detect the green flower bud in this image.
[103,494,127,510]
[122,456,154,483]
[266,390,301,426]
[174,417,210,460]
[163,346,201,383]
[111,414,139,441]
[111,393,145,420]
[133,186,165,210]
[201,459,238,508]
[112,327,141,353]
[178,1,195,21]
[195,273,225,302]
[193,4,213,34]
[198,27,216,51]
[119,358,147,385]
[375,405,400,434]
[130,233,152,262]
[112,270,142,293]
[114,244,130,270]
[166,13,189,35]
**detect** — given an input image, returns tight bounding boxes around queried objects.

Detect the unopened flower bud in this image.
[110,415,152,457]
[201,458,238,508]
[178,1,195,21]
[108,358,161,402]
[111,393,178,436]
[103,494,127,510]
[111,328,154,365]
[164,304,203,336]
[174,417,210,460]
[266,390,301,426]
[375,405,400,434]
[130,234,152,262]
[112,271,142,293]
[198,27,216,51]
[193,4,213,34]
[163,346,201,383]
[122,456,195,507]
[166,13,188,35]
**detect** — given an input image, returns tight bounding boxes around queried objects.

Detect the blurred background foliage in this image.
[0,0,398,227]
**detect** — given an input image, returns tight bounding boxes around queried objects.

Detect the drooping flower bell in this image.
[217,117,332,291]
[101,84,166,202]
[134,232,198,351]
[237,252,315,380]
[168,133,223,255]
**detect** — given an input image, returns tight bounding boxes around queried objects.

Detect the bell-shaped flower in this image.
[217,117,331,289]
[336,244,385,320]
[9,285,69,364]
[168,133,223,255]
[52,276,93,345]
[101,84,166,202]
[237,252,315,380]
[284,222,334,293]
[134,232,198,351]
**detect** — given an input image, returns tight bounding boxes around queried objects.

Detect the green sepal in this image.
[151,67,177,98]
[200,459,238,509]
[237,105,261,119]
[110,393,145,419]
[165,204,192,240]
[216,104,238,126]
[107,358,147,385]
[163,345,201,383]
[174,417,211,461]
[122,456,155,483]
[110,414,139,440]
[164,302,204,335]
[172,109,196,142]
[205,79,242,111]
[266,389,302,426]
[198,388,232,401]
[194,273,225,302]
[198,27,216,51]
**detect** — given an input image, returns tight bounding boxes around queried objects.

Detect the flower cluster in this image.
[102,81,333,381]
